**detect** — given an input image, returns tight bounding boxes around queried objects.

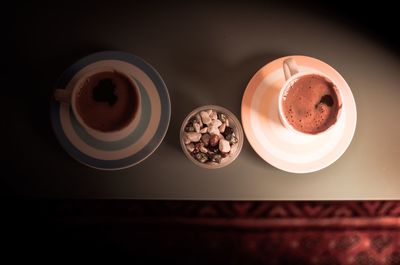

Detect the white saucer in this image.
[241,55,357,173]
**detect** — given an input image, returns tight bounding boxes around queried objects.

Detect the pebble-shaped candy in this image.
[209,134,220,147]
[207,126,220,136]
[186,132,202,142]
[219,139,231,153]
[219,123,226,133]
[200,111,211,125]
[193,123,200,133]
[201,133,211,146]
[186,143,195,152]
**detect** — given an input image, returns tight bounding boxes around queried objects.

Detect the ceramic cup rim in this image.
[69,65,141,141]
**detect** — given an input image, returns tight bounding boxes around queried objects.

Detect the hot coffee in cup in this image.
[54,65,141,141]
[278,58,342,135]
[75,71,138,132]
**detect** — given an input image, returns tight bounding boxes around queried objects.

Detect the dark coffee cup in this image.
[54,65,141,141]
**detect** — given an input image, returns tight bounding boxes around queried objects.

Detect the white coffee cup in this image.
[54,65,141,142]
[278,58,343,136]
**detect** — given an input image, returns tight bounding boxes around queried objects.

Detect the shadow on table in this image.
[163,49,285,168]
[11,44,116,150]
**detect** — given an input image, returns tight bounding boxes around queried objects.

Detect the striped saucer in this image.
[50,51,171,170]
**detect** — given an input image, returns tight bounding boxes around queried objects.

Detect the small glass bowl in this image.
[179,105,244,169]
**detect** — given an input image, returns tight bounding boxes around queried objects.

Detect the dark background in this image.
[4,0,400,263]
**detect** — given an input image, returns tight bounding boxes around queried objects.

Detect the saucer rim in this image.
[50,51,171,170]
[241,55,357,173]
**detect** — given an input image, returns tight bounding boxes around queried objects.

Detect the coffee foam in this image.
[282,74,340,134]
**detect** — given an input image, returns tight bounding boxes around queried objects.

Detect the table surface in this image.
[8,1,400,199]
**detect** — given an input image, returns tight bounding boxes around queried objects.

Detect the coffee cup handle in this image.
[283,58,299,80]
[54,89,72,103]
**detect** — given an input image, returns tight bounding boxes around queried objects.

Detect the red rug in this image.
[12,200,400,264]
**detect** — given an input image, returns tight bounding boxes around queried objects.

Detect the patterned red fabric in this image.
[7,200,396,263]
[34,200,400,264]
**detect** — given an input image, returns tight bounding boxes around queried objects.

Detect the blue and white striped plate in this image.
[50,51,171,170]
